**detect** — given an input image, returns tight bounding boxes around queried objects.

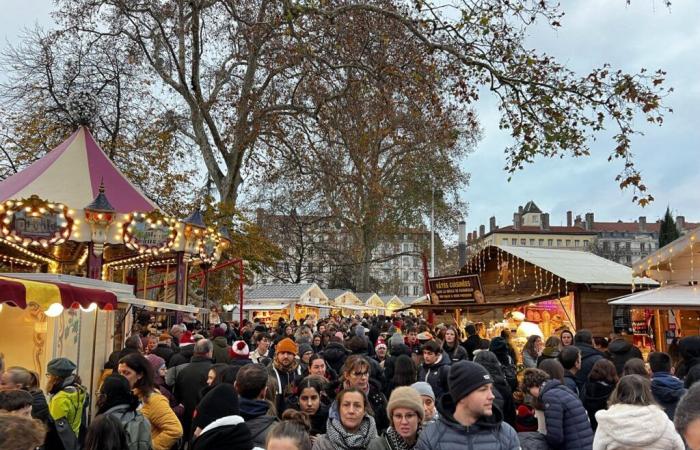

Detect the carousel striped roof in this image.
[0,127,157,213]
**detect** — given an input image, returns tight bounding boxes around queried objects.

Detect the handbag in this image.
[53,417,80,450]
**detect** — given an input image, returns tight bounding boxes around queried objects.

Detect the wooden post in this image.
[175,252,186,305]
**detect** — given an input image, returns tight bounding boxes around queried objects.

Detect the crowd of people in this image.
[3,314,700,450]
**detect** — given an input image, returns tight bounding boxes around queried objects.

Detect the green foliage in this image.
[658,206,680,248]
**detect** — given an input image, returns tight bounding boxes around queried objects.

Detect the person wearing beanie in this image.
[299,343,314,375]
[151,333,174,365]
[411,382,439,424]
[268,337,302,415]
[191,383,255,450]
[211,327,232,364]
[96,374,152,450]
[46,357,88,437]
[368,386,424,450]
[145,354,182,419]
[415,361,519,450]
[167,331,196,368]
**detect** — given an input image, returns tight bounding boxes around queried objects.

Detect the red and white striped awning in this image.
[0,275,116,312]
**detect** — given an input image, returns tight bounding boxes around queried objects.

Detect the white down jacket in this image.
[593,403,684,450]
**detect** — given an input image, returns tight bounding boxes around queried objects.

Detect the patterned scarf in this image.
[326,415,377,450]
[385,426,416,450]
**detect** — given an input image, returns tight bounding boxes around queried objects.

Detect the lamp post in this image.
[84,181,115,279]
[179,209,206,305]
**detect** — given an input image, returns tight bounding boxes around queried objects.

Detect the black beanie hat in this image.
[193,383,240,431]
[448,361,493,403]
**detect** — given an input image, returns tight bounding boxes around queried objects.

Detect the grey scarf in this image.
[326,415,378,450]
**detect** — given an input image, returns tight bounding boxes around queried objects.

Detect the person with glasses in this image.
[368,386,424,450]
[338,355,389,433]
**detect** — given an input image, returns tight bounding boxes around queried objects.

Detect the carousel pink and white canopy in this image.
[0,127,157,213]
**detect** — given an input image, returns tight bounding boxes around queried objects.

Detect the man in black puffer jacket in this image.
[607,337,643,376]
[522,368,593,450]
[462,324,482,361]
[676,335,700,387]
[415,361,519,450]
[574,330,604,391]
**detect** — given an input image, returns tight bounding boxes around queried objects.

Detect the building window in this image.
[575,240,580,247]
[403,271,409,281]
[626,242,631,251]
[557,239,562,247]
[565,239,571,247]
[641,242,646,252]
[530,239,535,246]
[548,239,553,247]
[512,238,517,245]
[603,241,610,251]
[520,239,526,245]
[502,238,509,245]
[403,256,410,266]
[539,239,544,246]
[614,242,620,251]
[412,272,418,281]
[403,286,409,295]
[584,240,589,249]
[413,285,420,295]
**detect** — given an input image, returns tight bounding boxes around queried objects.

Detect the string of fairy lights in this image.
[465,245,570,299]
[635,231,698,292]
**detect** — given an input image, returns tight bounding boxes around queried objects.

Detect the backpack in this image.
[115,409,153,450]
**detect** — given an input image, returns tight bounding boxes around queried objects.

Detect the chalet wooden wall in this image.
[576,289,628,336]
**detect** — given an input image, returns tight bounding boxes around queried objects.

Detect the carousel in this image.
[0,123,230,394]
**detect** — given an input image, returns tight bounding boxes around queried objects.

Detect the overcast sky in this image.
[1,1,697,240]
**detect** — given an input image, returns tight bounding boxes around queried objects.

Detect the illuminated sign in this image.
[428,274,484,304]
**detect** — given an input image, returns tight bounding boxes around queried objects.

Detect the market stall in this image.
[244,283,330,323]
[407,245,656,351]
[357,292,385,315]
[609,229,700,352]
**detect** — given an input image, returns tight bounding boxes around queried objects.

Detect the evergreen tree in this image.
[659,207,681,248]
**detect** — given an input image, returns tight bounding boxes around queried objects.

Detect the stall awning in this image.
[608,284,700,309]
[297,301,333,309]
[337,304,371,311]
[0,275,117,310]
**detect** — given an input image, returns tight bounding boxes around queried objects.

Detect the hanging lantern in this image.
[84,181,115,256]
[183,209,206,258]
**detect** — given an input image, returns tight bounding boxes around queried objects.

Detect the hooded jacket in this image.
[539,379,594,450]
[443,341,468,363]
[414,392,520,450]
[418,351,451,399]
[211,336,231,364]
[607,339,643,375]
[593,404,684,450]
[651,371,686,419]
[238,397,278,448]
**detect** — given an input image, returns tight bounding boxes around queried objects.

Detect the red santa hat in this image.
[229,340,250,360]
[179,331,194,346]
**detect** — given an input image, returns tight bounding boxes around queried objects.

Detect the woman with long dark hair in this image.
[522,335,543,368]
[385,355,417,396]
[96,374,152,450]
[84,414,129,450]
[294,376,329,439]
[582,358,618,431]
[442,327,468,363]
[119,353,182,450]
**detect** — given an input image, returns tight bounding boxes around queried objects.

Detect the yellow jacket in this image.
[48,386,86,436]
[140,391,183,450]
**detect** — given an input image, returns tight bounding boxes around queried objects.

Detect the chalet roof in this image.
[400,295,428,305]
[609,284,700,308]
[355,292,377,302]
[522,201,542,214]
[245,283,320,300]
[496,245,656,286]
[322,289,350,300]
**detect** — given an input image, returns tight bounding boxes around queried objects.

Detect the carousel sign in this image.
[0,195,73,247]
[429,274,485,304]
[123,211,178,255]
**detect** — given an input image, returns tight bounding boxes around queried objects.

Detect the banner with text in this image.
[429,274,485,304]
